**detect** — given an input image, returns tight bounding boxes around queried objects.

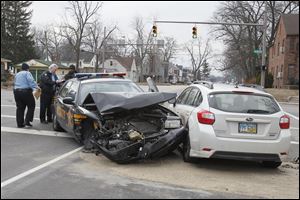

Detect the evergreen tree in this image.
[1,1,36,64]
[201,59,211,80]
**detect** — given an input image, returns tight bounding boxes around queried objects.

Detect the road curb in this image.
[278,102,299,105]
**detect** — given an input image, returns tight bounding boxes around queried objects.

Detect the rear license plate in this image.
[238,123,257,134]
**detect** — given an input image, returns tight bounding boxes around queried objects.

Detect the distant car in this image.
[53,73,186,164]
[238,83,266,92]
[167,81,291,168]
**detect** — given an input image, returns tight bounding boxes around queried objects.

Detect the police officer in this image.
[64,64,77,81]
[13,63,39,128]
[39,64,60,124]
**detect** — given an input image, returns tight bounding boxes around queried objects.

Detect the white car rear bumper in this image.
[190,128,291,162]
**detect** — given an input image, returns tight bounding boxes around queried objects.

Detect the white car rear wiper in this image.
[247,109,270,114]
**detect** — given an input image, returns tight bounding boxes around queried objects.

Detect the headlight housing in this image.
[164,116,181,129]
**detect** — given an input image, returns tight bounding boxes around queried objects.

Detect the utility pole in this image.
[102,26,106,69]
[44,31,49,62]
[260,5,267,88]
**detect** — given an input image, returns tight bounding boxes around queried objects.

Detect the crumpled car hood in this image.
[83,92,176,114]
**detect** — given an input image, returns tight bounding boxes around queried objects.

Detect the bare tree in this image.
[212,1,299,81]
[202,59,211,80]
[84,18,117,72]
[61,1,102,71]
[128,16,154,81]
[266,1,299,46]
[160,36,177,62]
[32,25,64,63]
[185,38,211,81]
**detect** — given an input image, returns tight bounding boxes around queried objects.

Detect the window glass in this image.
[59,81,73,98]
[185,88,199,106]
[209,92,280,114]
[176,88,191,104]
[193,90,203,107]
[66,81,79,100]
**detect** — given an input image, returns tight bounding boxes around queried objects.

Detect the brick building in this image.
[268,14,299,89]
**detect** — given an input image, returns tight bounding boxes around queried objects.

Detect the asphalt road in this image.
[1,87,299,199]
[0,88,255,199]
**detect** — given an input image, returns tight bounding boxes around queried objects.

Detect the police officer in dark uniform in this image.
[39,64,59,124]
[13,63,39,128]
[64,64,77,81]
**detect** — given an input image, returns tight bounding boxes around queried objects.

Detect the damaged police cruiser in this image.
[53,73,186,164]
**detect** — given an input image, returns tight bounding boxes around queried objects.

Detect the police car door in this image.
[55,81,73,131]
[62,81,79,133]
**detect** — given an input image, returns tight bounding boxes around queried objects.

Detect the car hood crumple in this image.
[82,92,176,114]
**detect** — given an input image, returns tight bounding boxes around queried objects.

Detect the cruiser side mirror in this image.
[63,97,75,105]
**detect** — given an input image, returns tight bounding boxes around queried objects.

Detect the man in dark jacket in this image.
[39,64,60,124]
[64,64,77,81]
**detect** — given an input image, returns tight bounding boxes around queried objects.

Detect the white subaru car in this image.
[168,81,291,168]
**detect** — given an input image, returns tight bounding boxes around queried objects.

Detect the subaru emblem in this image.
[246,117,253,122]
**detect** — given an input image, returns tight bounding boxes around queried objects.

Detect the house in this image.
[99,57,138,82]
[168,63,184,84]
[182,68,193,83]
[1,58,12,82]
[141,55,168,83]
[268,14,299,89]
[61,51,97,73]
[15,59,70,82]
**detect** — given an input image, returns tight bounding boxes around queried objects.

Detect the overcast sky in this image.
[31,1,224,75]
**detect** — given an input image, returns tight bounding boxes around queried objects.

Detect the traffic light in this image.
[152,25,157,37]
[192,26,197,38]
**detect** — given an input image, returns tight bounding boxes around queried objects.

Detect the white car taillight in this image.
[197,110,215,125]
[279,115,290,129]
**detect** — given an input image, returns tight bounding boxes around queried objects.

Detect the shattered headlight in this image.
[164,116,181,129]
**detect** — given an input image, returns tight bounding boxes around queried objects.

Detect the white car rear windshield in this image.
[208,92,280,114]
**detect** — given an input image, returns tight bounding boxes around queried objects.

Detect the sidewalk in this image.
[265,88,299,103]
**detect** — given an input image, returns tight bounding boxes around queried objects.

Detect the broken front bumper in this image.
[91,127,186,164]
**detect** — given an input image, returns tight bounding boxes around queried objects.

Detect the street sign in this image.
[254,49,262,54]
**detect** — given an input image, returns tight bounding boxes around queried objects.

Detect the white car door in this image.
[172,87,201,126]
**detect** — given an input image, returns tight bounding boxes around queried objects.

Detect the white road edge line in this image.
[285,112,299,121]
[1,115,39,121]
[1,126,72,138]
[1,105,40,109]
[1,146,83,188]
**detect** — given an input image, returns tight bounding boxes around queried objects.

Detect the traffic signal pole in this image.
[260,5,267,88]
[154,16,267,87]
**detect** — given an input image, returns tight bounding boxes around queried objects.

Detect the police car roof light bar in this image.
[75,72,126,79]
